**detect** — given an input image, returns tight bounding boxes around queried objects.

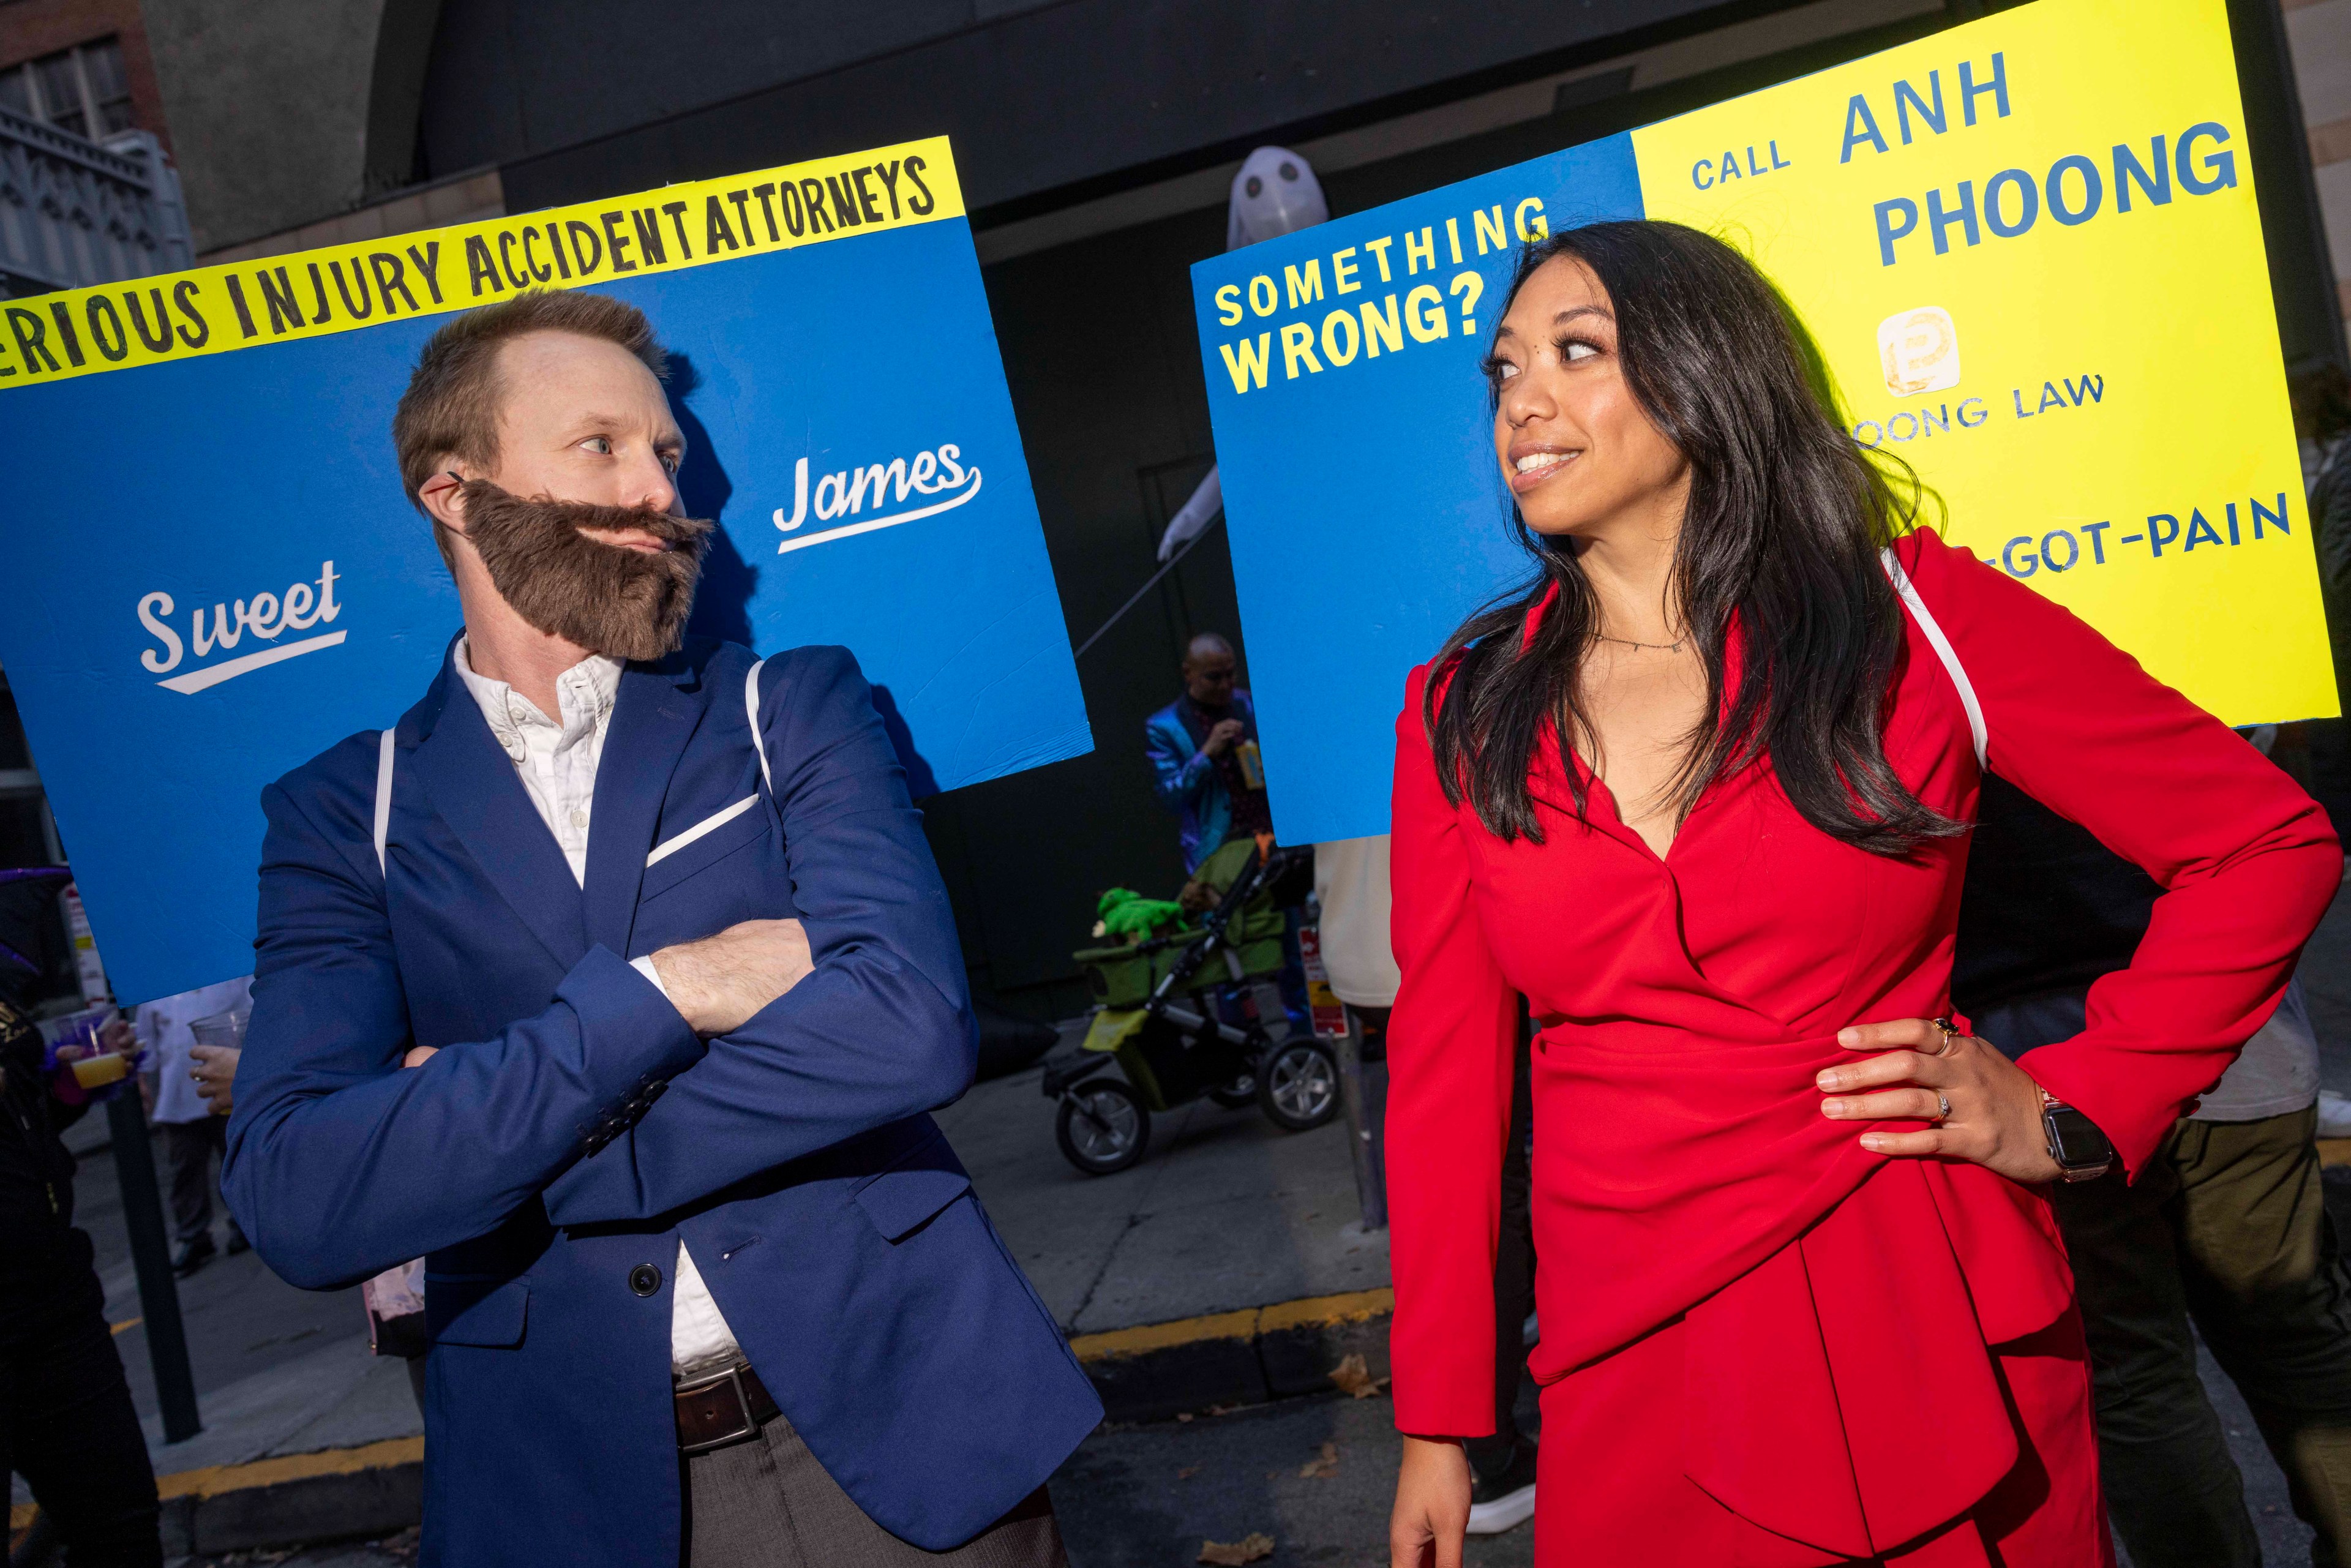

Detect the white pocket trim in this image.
[745,658,772,795]
[646,794,761,868]
[1881,547,1987,771]
[373,729,396,878]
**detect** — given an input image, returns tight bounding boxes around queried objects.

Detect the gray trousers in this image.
[155,1116,238,1247]
[683,1409,1066,1568]
[2051,1105,2351,1568]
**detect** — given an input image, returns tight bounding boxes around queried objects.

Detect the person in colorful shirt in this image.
[1144,632,1270,872]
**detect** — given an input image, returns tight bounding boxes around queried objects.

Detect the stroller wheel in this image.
[1258,1039,1340,1131]
[1208,1073,1257,1109]
[1056,1079,1150,1174]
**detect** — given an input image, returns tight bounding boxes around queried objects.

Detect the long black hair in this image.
[1425,220,1963,857]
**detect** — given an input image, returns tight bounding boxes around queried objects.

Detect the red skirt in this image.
[1530,1304,2114,1566]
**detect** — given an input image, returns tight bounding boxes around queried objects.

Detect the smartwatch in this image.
[2039,1089,2115,1182]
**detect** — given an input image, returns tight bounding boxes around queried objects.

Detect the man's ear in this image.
[418,468,471,535]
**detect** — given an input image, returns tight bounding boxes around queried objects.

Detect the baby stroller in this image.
[1044,841,1337,1175]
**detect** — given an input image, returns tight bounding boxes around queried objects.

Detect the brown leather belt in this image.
[674,1362,778,1455]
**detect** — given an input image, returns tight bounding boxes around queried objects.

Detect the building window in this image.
[1,37,134,140]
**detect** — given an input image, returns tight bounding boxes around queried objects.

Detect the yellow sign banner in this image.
[0,137,964,391]
[1635,0,2334,722]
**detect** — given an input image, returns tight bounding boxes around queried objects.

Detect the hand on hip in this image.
[1818,1017,2064,1184]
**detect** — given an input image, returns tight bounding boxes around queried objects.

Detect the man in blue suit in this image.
[1144,633,1269,874]
[222,290,1100,1567]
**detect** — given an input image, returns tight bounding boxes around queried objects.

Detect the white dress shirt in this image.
[452,638,744,1377]
[133,975,255,1125]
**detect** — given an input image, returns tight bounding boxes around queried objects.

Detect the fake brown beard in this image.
[452,478,714,664]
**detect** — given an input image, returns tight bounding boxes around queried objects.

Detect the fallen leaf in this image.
[1299,1441,1339,1479]
[1177,1466,1200,1480]
[1176,1412,1194,1422]
[1207,1403,1239,1416]
[1198,1532,1276,1565]
[1329,1353,1392,1398]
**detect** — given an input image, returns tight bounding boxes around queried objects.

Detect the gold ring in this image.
[1931,1016,1960,1056]
[1933,1091,1952,1122]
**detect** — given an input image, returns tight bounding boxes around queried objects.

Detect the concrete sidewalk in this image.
[932,1044,1389,1334]
[936,1046,1393,1422]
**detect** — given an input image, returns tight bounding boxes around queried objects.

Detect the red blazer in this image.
[1386,529,2339,1551]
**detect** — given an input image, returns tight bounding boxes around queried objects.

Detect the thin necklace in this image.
[1595,632,1685,653]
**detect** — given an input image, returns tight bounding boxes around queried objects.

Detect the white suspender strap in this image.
[1881,546,1987,771]
[744,658,773,795]
[373,729,397,877]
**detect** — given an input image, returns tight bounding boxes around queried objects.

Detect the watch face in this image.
[2045,1105,2113,1169]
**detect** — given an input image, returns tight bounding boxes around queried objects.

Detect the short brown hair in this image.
[391,290,668,522]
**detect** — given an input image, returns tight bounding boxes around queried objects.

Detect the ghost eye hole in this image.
[1245,176,1263,198]
[1279,162,1297,181]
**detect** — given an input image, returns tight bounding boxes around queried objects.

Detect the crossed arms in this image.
[222,647,976,1289]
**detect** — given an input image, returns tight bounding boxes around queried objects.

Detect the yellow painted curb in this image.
[1070,1287,1395,1363]
[1071,1307,1261,1361]
[156,1435,424,1501]
[1260,1287,1393,1334]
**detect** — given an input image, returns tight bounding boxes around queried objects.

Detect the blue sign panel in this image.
[1191,136,1644,845]
[0,147,1087,1002]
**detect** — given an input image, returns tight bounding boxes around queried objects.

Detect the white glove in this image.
[1157,466,1222,562]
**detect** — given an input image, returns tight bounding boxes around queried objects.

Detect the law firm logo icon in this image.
[137,561,346,694]
[1878,307,1960,398]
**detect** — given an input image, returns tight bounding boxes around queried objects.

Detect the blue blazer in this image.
[1144,688,1259,873]
[222,637,1101,1566]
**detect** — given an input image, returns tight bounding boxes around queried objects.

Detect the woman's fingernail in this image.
[1860,1134,1886,1151]
[1837,1027,1859,1047]
[1821,1099,1845,1118]
[1817,1070,1843,1089]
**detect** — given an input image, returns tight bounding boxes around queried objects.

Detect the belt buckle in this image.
[677,1364,758,1455]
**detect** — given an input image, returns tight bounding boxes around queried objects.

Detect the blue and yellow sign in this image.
[0,138,1092,1002]
[1194,0,2330,845]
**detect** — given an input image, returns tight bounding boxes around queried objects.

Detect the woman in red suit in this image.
[1384,222,2341,1568]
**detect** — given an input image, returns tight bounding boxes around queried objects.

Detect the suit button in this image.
[629,1263,663,1297]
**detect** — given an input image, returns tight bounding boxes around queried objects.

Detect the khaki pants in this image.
[2055,1106,2351,1568]
[683,1407,1065,1568]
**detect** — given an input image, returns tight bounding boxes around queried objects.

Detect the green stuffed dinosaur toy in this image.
[1092,887,1188,943]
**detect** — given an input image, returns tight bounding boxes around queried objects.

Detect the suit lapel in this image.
[582,657,711,959]
[411,656,590,971]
